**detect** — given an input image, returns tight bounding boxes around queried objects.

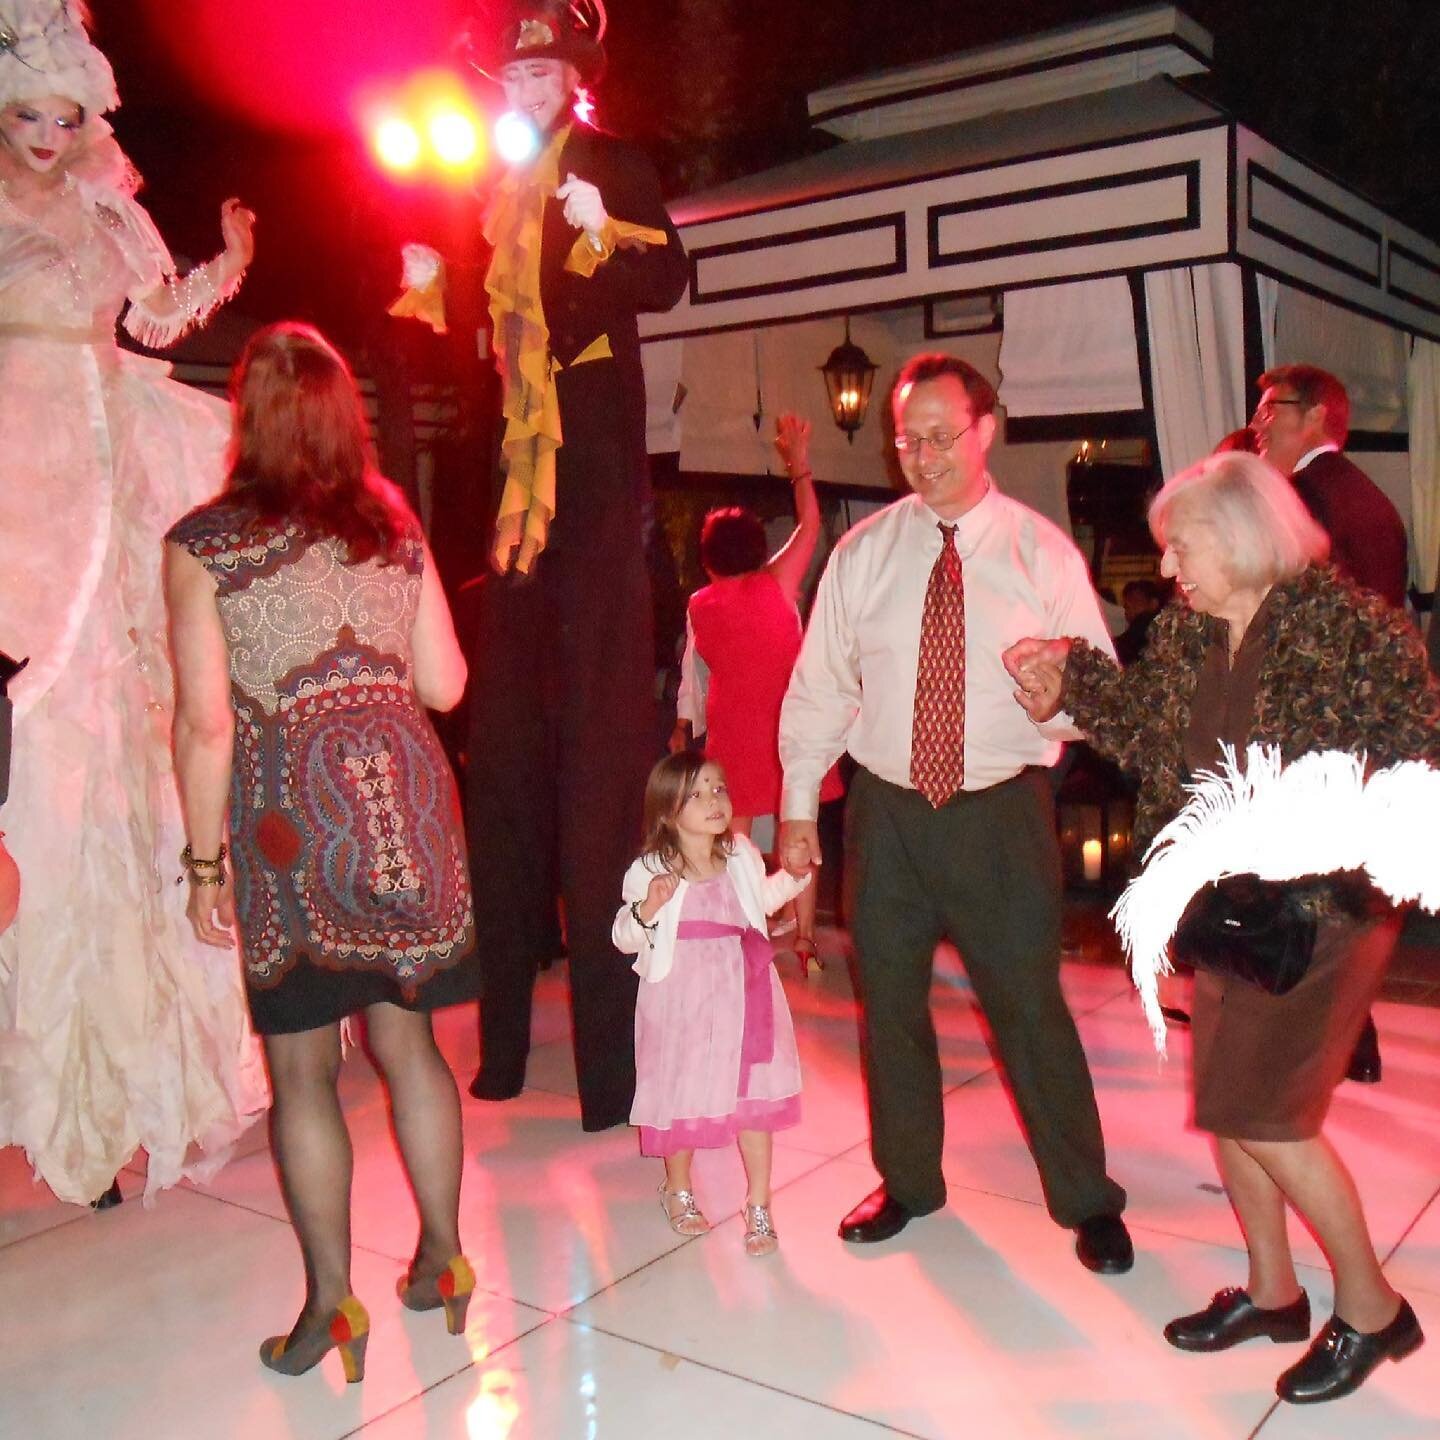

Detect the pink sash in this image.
[675,918,775,1085]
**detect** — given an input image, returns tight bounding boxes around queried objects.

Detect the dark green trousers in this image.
[845,767,1126,1227]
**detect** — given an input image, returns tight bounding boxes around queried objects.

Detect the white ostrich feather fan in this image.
[1111,744,1440,1052]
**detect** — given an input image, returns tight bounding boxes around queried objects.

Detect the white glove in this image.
[555,173,608,239]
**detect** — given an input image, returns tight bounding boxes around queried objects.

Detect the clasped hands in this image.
[777,820,821,881]
[1000,637,1072,723]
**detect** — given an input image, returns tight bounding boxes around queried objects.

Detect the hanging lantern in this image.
[820,318,878,443]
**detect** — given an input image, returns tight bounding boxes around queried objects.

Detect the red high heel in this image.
[397,1254,476,1336]
[259,1296,370,1382]
[794,936,822,976]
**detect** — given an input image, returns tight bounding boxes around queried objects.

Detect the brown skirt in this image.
[1190,912,1400,1140]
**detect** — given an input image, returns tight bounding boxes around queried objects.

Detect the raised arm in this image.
[766,413,822,607]
[124,198,254,349]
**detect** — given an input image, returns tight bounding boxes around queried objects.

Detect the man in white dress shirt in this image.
[779,354,1131,1270]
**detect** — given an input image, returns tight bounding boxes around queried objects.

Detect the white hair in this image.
[1149,452,1329,589]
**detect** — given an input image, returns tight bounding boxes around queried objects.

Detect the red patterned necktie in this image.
[910,522,965,808]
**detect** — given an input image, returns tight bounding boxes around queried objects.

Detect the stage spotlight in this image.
[494,111,539,167]
[429,110,479,168]
[375,117,422,172]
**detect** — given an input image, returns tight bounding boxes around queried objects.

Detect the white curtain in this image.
[1256,272,1279,371]
[641,337,685,454]
[998,277,1143,416]
[1272,283,1409,433]
[1409,336,1440,591]
[1143,263,1247,479]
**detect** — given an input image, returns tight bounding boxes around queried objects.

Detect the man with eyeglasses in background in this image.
[1252,363,1409,1084]
[778,353,1132,1273]
[1252,365,1408,611]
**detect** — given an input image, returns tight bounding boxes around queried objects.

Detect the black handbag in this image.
[1172,875,1318,996]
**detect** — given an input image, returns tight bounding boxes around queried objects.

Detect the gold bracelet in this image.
[181,841,228,871]
[178,841,229,886]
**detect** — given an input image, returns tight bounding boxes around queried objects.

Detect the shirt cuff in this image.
[780,786,820,823]
[1035,708,1084,742]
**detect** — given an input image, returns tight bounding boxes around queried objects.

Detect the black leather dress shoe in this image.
[838,1187,918,1244]
[468,1071,524,1102]
[1164,1287,1310,1351]
[1277,1298,1424,1404]
[1074,1214,1134,1274]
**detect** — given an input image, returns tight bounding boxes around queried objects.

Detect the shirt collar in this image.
[915,478,996,549]
[1293,442,1340,474]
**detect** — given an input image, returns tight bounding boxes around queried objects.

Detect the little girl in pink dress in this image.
[613,751,807,1255]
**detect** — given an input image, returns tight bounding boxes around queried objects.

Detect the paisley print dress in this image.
[167,501,477,1033]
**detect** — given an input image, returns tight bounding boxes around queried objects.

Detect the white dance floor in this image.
[2,925,1437,1438]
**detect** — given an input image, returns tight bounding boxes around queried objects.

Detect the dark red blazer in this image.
[1291,450,1408,609]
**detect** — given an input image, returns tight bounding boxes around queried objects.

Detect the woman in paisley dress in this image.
[166,322,479,1380]
[0,0,265,1207]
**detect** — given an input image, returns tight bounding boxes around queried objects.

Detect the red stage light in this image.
[375,118,422,173]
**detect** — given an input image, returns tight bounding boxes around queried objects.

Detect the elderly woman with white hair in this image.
[1005,451,1440,1406]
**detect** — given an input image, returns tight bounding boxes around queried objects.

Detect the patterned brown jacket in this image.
[1063,565,1440,855]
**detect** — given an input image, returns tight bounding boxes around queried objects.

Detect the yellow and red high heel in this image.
[259,1295,370,1382]
[397,1254,476,1336]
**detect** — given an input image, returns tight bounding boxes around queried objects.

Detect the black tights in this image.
[263,1003,464,1328]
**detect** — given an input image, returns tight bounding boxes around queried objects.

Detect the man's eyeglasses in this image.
[1252,397,1304,422]
[893,421,975,455]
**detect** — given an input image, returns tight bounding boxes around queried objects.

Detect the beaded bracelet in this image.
[629,899,659,934]
[178,841,229,887]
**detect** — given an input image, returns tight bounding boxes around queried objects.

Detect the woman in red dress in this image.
[672,415,840,972]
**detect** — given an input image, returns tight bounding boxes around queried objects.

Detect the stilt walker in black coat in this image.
[463,2,687,1129]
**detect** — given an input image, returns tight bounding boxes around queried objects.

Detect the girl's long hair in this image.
[640,750,733,876]
[226,322,407,564]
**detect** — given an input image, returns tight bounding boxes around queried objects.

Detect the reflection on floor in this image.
[2,923,1437,1439]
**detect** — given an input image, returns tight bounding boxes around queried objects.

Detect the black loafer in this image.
[1277,1298,1424,1404]
[838,1187,918,1244]
[1074,1214,1134,1274]
[1164,1287,1310,1351]
[468,1071,524,1102]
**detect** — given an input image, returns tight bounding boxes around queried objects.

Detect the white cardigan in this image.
[612,833,810,983]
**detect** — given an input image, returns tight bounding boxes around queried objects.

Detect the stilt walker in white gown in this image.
[0,0,266,1206]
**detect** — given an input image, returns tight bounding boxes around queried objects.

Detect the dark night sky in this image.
[84,0,1440,346]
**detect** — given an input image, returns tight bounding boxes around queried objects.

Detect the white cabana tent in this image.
[640,4,1440,594]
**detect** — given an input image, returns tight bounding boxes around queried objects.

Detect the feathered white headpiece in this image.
[0,0,119,114]
[1112,744,1440,1053]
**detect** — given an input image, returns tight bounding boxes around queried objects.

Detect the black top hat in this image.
[470,1,608,85]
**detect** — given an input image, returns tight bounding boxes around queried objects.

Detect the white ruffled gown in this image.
[0,174,267,1206]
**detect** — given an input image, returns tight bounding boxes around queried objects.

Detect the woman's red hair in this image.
[226,322,407,564]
